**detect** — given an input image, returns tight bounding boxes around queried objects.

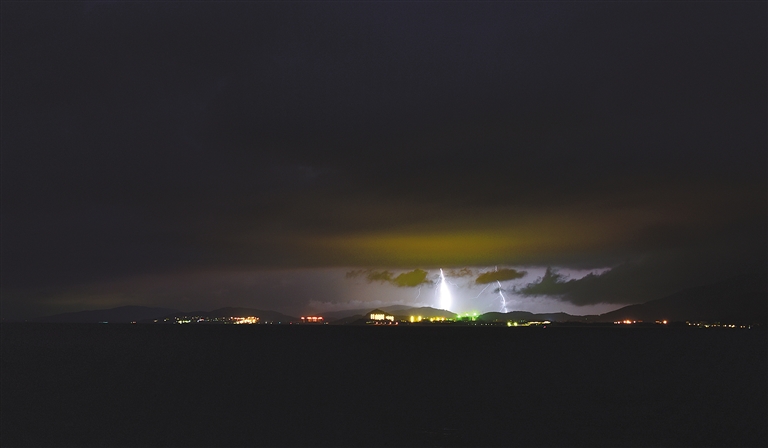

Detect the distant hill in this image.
[327,307,571,323]
[32,306,181,323]
[169,307,298,323]
[381,304,417,313]
[479,311,588,323]
[325,306,457,323]
[320,305,414,321]
[31,306,298,324]
[328,314,364,325]
[597,272,767,324]
[321,308,381,320]
[392,307,457,319]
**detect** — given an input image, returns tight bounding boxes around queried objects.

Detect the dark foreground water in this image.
[2,324,766,447]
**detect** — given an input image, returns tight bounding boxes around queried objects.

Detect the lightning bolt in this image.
[493,266,508,313]
[497,280,507,313]
[438,268,452,311]
[473,283,491,299]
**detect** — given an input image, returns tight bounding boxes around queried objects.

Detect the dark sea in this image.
[2,324,766,447]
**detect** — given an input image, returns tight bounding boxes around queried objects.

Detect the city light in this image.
[233,316,259,324]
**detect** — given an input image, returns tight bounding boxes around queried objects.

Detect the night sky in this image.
[2,2,765,319]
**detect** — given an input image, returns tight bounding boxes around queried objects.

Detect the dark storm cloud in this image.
[519,268,572,296]
[346,269,431,288]
[392,269,430,287]
[344,269,392,282]
[2,2,765,317]
[366,271,394,284]
[520,243,768,306]
[446,268,473,278]
[345,270,368,280]
[475,269,527,284]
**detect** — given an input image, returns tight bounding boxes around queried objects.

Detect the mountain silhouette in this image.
[167,307,298,322]
[31,306,181,323]
[327,314,365,325]
[598,272,767,324]
[478,311,584,322]
[320,305,414,320]
[392,306,457,319]
[323,305,456,322]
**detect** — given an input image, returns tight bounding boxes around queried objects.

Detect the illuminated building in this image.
[300,316,325,324]
[408,314,454,324]
[367,309,395,322]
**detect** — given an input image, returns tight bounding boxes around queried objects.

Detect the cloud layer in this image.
[346,269,432,288]
[475,269,527,284]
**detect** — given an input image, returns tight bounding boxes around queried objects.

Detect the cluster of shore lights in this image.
[687,322,751,328]
[408,316,459,323]
[613,320,668,325]
[233,316,259,324]
[506,321,551,327]
[300,316,324,323]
